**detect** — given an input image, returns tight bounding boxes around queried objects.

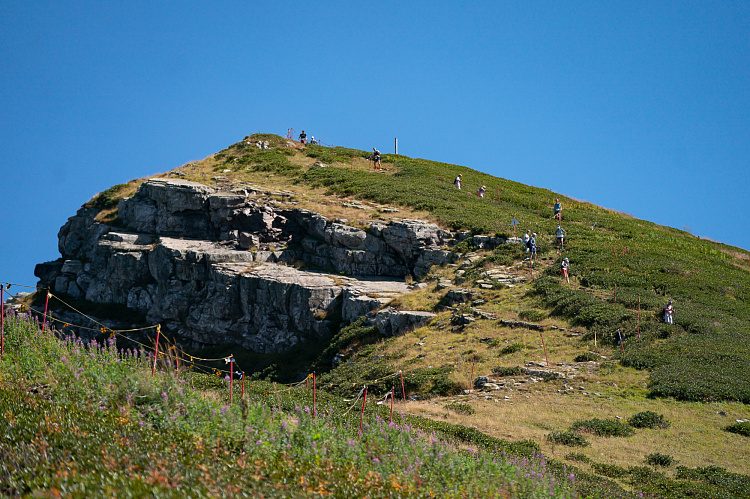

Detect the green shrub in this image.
[628,411,670,429]
[591,462,628,478]
[499,343,525,355]
[444,403,475,415]
[547,430,589,447]
[725,421,750,437]
[646,453,674,467]
[571,418,635,437]
[492,366,524,377]
[519,309,546,322]
[573,352,602,362]
[564,452,591,463]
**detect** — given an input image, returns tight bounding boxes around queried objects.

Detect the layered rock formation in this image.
[36,179,455,352]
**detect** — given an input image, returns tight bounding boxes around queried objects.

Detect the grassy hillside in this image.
[40,132,750,495]
[5,309,750,497]
[199,134,750,405]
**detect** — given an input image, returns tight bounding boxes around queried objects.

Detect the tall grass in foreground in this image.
[0,313,577,498]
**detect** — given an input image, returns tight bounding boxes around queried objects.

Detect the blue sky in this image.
[1,1,748,291]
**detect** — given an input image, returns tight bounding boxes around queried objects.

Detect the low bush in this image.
[573,352,601,362]
[492,365,524,377]
[646,453,674,467]
[444,403,475,415]
[571,418,635,437]
[547,430,589,447]
[591,462,629,479]
[725,421,750,437]
[628,410,670,429]
[518,309,547,322]
[499,343,525,355]
[564,452,591,463]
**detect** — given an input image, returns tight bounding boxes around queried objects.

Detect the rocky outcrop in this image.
[35,178,458,352]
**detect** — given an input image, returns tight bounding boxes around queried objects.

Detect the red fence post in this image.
[313,371,317,419]
[151,325,161,377]
[42,290,50,332]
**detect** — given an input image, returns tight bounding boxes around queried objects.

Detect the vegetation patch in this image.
[492,365,524,377]
[444,402,475,415]
[724,421,750,437]
[627,410,671,429]
[499,343,525,355]
[646,452,674,467]
[546,430,589,447]
[570,418,635,437]
[573,352,601,362]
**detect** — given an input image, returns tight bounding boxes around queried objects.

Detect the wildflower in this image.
[220,406,228,415]
[256,440,262,445]
[347,440,356,446]
[157,409,162,415]
[372,457,380,464]
[139,421,145,426]
[61,356,67,364]
[161,392,167,399]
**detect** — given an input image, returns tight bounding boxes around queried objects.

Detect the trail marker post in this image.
[400,371,406,404]
[540,331,549,366]
[497,186,501,201]
[151,325,161,377]
[617,329,625,354]
[42,290,50,332]
[358,386,368,438]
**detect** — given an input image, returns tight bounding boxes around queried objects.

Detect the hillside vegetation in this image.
[12,132,749,497]
[202,134,750,405]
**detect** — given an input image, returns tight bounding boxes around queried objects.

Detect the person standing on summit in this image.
[299,130,307,144]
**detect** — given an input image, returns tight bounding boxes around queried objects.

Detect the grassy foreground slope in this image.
[204,134,750,404]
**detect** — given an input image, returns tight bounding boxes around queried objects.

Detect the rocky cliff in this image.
[35,178,462,352]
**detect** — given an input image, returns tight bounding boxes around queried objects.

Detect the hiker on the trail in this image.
[522,230,531,252]
[561,257,570,284]
[310,136,316,145]
[555,225,566,251]
[477,185,486,198]
[663,300,674,324]
[372,148,382,170]
[453,174,462,189]
[530,233,538,261]
[554,199,562,221]
[299,130,307,144]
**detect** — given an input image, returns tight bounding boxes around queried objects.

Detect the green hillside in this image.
[210,134,750,404]
[8,132,750,497]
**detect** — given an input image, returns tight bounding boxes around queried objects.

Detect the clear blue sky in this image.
[1,1,748,291]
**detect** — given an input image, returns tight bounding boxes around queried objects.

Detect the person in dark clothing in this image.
[299,130,307,144]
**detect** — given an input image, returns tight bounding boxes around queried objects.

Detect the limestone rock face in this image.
[35,178,458,352]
